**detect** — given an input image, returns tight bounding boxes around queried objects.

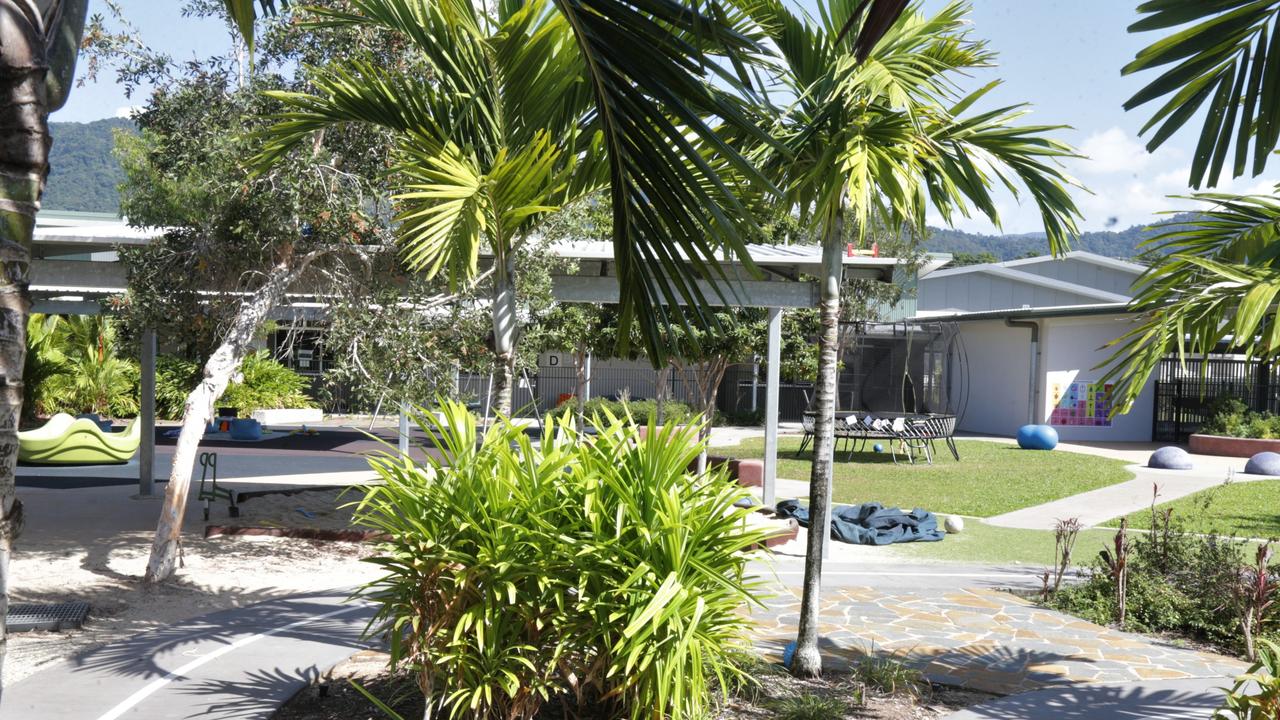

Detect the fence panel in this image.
[1152,356,1279,442]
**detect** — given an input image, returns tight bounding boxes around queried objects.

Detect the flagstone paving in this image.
[750,586,1246,695]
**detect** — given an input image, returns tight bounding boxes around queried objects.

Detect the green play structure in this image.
[18,413,142,465]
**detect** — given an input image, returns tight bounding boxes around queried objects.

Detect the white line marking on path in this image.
[95,604,367,720]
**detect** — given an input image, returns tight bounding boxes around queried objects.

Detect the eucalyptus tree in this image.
[740,0,1083,677]
[1102,1,1280,412]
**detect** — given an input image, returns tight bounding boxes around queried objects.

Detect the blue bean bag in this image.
[1017,424,1058,450]
[229,418,262,441]
[1149,446,1193,470]
[1245,452,1280,477]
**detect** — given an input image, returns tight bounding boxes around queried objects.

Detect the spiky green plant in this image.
[354,401,769,719]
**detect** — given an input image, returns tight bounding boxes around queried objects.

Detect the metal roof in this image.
[916,302,1133,322]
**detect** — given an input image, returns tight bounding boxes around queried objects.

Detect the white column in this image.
[138,328,156,497]
[763,307,782,507]
[583,352,592,402]
[398,401,410,454]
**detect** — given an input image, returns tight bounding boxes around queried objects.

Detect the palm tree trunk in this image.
[791,205,845,678]
[574,342,587,428]
[0,0,53,687]
[144,251,323,584]
[490,256,517,418]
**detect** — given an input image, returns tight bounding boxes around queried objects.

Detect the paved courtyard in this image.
[750,585,1245,695]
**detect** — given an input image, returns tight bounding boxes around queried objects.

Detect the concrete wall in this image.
[920,272,1101,314]
[950,320,1033,436]
[1038,315,1154,442]
[948,314,1154,442]
[1012,258,1139,296]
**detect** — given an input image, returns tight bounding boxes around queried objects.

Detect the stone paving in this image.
[750,586,1246,695]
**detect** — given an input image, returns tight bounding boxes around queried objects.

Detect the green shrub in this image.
[1217,638,1280,719]
[1201,398,1280,440]
[579,396,695,425]
[354,403,768,719]
[219,350,313,415]
[852,654,926,699]
[155,355,201,420]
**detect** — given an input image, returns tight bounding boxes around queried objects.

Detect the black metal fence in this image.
[1152,356,1280,442]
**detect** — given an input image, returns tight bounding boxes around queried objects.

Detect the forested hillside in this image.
[40,116,1194,259]
[44,118,135,214]
[926,215,1197,261]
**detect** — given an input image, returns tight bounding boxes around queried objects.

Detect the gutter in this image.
[1005,318,1041,425]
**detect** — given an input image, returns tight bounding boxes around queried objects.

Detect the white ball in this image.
[944,515,964,534]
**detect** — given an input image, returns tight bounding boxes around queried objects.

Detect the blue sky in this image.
[59,0,1279,234]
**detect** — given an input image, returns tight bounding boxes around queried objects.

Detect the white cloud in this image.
[1077,127,1152,174]
[113,105,142,119]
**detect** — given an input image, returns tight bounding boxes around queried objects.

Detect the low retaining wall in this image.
[1189,433,1280,458]
[252,407,324,425]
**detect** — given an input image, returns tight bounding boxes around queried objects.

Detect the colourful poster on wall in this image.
[1049,380,1113,427]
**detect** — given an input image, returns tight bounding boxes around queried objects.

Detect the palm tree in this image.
[41,315,139,417]
[1102,1,1280,412]
[255,0,610,416]
[738,0,1083,677]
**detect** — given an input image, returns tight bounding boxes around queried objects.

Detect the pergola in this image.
[28,217,905,505]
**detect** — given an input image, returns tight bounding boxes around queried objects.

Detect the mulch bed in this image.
[272,650,993,719]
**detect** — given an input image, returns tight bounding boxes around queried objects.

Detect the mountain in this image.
[926,215,1199,261]
[43,118,135,214]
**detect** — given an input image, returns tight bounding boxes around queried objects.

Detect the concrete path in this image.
[1,589,374,720]
[942,677,1233,719]
[987,446,1259,530]
[750,584,1244,696]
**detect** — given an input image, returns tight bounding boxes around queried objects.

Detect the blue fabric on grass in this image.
[775,500,945,546]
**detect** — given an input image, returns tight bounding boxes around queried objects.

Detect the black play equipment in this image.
[197,451,239,521]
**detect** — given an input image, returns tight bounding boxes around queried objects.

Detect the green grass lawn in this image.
[888,520,1119,566]
[715,437,1133,517]
[1107,478,1280,539]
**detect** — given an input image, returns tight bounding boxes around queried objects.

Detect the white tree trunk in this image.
[490,256,517,418]
[791,206,844,678]
[144,252,322,584]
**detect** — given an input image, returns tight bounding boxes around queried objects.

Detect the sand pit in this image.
[5,484,384,686]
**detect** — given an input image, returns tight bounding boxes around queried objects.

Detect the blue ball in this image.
[782,640,797,668]
[1017,424,1058,450]
[873,443,884,453]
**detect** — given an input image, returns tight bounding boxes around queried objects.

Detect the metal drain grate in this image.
[7,602,90,632]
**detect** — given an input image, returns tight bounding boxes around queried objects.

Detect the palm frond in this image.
[222,0,289,52]
[1100,193,1280,412]
[1123,0,1280,187]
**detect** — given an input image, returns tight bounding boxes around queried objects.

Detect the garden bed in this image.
[1189,433,1280,458]
[271,649,993,720]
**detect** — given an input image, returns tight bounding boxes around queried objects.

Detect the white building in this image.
[916,252,1154,442]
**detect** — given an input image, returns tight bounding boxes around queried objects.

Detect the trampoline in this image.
[797,320,969,465]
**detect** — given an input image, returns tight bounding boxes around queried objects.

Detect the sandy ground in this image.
[232,488,364,532]
[5,485,382,686]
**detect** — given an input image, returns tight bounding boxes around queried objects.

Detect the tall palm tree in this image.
[1102,1,1280,412]
[256,0,609,416]
[252,0,909,411]
[738,0,1083,677]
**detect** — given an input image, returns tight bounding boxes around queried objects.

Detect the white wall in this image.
[951,320,1032,436]
[920,273,1102,314]
[950,314,1155,442]
[1038,316,1154,442]
[1013,259,1139,296]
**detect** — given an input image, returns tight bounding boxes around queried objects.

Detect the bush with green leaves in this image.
[354,402,768,719]
[26,314,140,419]
[1201,398,1280,440]
[577,396,694,425]
[155,355,201,420]
[218,350,314,416]
[154,350,313,419]
[1051,500,1275,655]
[1217,638,1280,719]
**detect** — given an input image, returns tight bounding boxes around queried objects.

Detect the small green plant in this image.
[155,355,201,419]
[354,401,768,719]
[219,350,314,415]
[851,654,926,699]
[771,693,850,720]
[1216,638,1280,719]
[1201,398,1280,440]
[580,396,694,425]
